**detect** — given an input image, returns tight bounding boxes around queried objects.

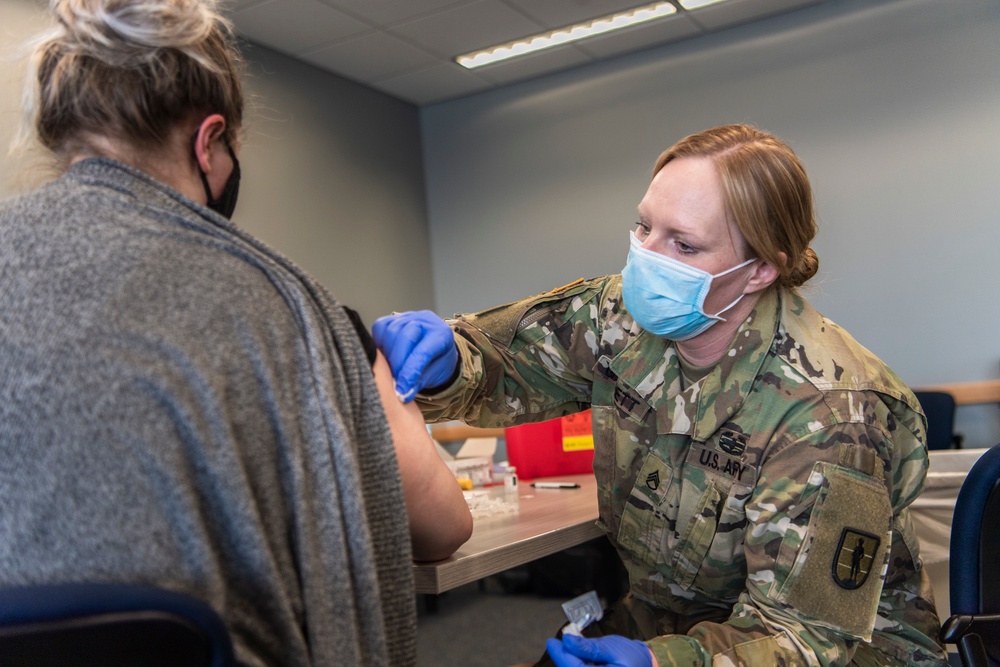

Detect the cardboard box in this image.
[436,436,497,487]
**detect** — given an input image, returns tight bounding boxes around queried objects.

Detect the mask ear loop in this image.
[702,258,758,320]
[193,133,240,218]
[195,134,231,198]
[713,256,757,279]
[192,131,212,199]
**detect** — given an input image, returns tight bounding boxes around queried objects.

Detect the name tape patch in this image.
[689,443,757,487]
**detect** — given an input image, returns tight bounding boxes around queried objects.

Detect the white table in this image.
[412,473,602,594]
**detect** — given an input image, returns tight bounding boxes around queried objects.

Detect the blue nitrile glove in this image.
[372,310,458,402]
[545,635,653,667]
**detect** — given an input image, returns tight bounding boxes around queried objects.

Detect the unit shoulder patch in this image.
[780,463,891,638]
[833,528,881,590]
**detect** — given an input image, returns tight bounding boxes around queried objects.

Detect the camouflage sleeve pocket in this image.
[463,280,597,350]
[461,295,544,352]
[772,462,892,640]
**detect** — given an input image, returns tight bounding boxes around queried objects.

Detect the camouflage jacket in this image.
[418,277,947,666]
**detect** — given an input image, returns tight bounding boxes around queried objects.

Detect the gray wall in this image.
[2,0,997,446]
[421,0,1000,447]
[0,0,435,328]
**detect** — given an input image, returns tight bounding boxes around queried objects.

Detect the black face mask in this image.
[198,141,240,219]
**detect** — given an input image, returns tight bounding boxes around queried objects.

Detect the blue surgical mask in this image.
[621,232,756,341]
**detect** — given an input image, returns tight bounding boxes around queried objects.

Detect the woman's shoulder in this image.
[776,291,910,397]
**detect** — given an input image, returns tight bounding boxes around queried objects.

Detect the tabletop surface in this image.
[412,473,602,594]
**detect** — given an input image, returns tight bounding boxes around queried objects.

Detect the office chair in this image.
[0,582,237,667]
[914,391,964,450]
[940,443,1000,667]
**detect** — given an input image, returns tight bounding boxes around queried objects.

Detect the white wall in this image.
[421,0,1000,447]
[0,0,436,328]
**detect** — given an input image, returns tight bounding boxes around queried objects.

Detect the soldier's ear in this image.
[744,252,783,294]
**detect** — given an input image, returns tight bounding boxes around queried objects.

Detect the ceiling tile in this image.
[225,0,270,12]
[683,0,776,32]
[226,0,836,106]
[471,45,592,85]
[390,0,545,58]
[230,0,370,54]
[371,62,495,106]
[751,0,827,16]
[300,31,439,81]
[320,0,468,26]
[503,0,665,30]
[574,12,702,58]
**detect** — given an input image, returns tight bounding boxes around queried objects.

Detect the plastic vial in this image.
[504,465,519,506]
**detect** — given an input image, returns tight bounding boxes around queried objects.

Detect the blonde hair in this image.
[654,124,819,289]
[22,0,244,158]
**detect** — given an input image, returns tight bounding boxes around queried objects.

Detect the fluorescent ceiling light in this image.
[678,0,729,8]
[456,2,678,69]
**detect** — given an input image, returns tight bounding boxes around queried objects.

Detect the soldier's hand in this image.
[372,310,458,402]
[545,634,654,667]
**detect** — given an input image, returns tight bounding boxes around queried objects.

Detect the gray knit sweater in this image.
[0,159,416,666]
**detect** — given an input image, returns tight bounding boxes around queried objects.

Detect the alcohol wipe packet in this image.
[560,590,603,636]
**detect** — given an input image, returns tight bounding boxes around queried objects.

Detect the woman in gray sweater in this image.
[0,1,471,664]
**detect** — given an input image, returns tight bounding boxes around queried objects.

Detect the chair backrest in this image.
[0,583,236,667]
[914,391,960,450]
[942,443,1000,666]
[950,444,1000,616]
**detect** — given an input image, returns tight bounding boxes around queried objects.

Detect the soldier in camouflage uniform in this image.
[375,125,947,666]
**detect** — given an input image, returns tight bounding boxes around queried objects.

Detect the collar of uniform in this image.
[608,324,675,393]
[654,287,782,440]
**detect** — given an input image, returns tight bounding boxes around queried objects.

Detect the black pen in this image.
[531,482,581,489]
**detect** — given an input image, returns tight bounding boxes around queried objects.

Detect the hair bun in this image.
[786,246,819,288]
[27,0,243,154]
[51,0,221,64]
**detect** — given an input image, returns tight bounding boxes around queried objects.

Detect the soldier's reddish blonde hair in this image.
[653,124,819,289]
